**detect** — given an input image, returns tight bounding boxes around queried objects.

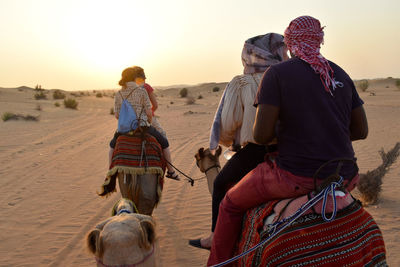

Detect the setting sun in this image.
[0,0,399,90]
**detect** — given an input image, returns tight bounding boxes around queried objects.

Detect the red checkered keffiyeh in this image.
[284,16,341,95]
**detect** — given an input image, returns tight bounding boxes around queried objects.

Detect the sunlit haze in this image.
[0,0,399,90]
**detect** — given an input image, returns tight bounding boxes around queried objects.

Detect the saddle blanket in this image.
[237,200,386,267]
[99,134,166,202]
[109,133,166,176]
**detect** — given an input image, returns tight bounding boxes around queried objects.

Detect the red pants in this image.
[207,160,359,266]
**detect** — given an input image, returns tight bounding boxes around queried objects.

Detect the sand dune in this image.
[0,79,399,266]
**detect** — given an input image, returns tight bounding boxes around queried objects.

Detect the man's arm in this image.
[350,105,368,141]
[148,92,158,112]
[253,104,280,144]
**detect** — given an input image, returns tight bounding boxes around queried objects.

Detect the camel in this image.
[86,198,158,267]
[117,173,159,215]
[98,133,165,215]
[194,147,387,266]
[195,146,221,194]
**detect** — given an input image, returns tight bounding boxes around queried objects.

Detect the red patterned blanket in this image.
[99,133,166,201]
[236,200,386,267]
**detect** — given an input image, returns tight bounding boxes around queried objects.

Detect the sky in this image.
[0,0,399,91]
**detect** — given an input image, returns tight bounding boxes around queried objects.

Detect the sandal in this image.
[166,171,180,181]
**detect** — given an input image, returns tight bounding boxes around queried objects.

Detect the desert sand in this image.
[0,79,399,266]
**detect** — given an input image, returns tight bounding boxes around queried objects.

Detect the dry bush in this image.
[396,79,400,88]
[64,98,78,109]
[96,92,103,98]
[53,90,66,99]
[2,112,15,121]
[179,88,188,98]
[357,142,400,205]
[212,86,220,92]
[34,91,47,100]
[2,112,39,121]
[186,96,196,105]
[198,94,203,99]
[355,80,369,92]
[35,104,42,111]
[54,102,60,107]
[110,108,115,115]
[70,92,81,97]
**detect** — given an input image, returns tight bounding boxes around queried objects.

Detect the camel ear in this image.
[86,229,103,257]
[199,147,204,158]
[216,146,222,156]
[139,220,156,250]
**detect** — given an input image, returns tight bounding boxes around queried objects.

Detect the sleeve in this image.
[349,80,364,109]
[209,89,226,150]
[114,91,122,115]
[220,77,243,147]
[144,83,154,94]
[142,89,152,110]
[254,67,281,107]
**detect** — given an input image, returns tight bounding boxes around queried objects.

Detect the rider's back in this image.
[257,57,364,179]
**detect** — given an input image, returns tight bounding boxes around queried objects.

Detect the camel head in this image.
[195,146,222,173]
[86,199,157,267]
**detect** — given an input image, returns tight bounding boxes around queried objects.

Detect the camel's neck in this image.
[205,166,220,180]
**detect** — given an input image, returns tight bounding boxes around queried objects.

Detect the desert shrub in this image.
[212,86,220,92]
[356,80,369,92]
[2,112,15,121]
[54,102,60,107]
[34,84,43,91]
[2,112,38,121]
[396,79,400,88]
[186,96,196,105]
[96,92,103,98]
[110,108,115,115]
[198,94,203,99]
[80,92,85,96]
[35,104,42,111]
[53,90,66,99]
[64,98,78,109]
[34,91,47,100]
[170,101,174,104]
[179,88,188,98]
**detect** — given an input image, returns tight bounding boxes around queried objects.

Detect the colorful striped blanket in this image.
[99,133,166,203]
[236,200,387,267]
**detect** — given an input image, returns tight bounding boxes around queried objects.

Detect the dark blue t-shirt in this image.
[255,57,364,179]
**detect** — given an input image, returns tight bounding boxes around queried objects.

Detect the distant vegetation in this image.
[355,79,369,92]
[96,92,103,98]
[396,79,400,89]
[54,102,60,107]
[64,98,78,109]
[53,90,66,99]
[2,112,39,122]
[34,84,43,91]
[110,108,115,115]
[198,94,203,99]
[212,86,220,92]
[34,91,47,100]
[179,88,188,98]
[35,104,42,111]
